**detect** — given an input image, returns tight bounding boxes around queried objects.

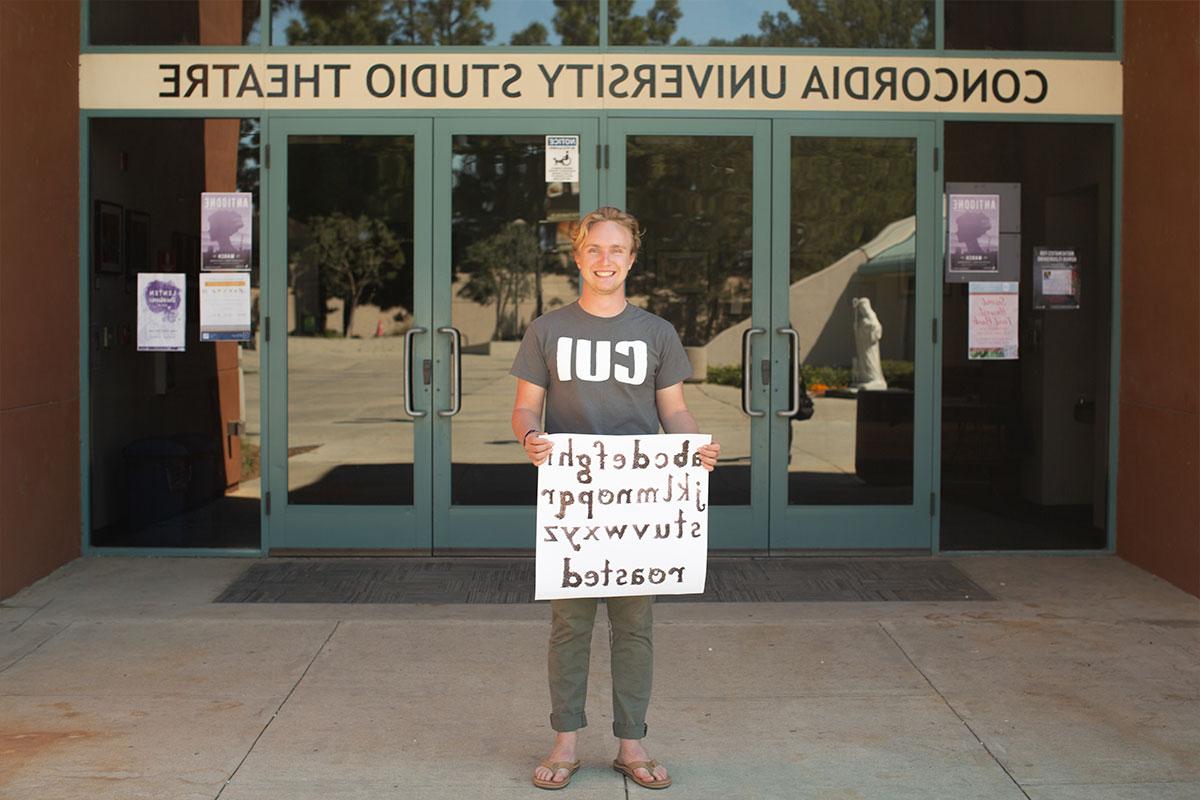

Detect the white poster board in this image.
[535,433,711,600]
[137,273,186,352]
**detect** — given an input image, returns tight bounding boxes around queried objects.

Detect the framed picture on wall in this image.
[124,210,150,292]
[94,200,123,274]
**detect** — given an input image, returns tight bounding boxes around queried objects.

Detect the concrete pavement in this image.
[1,554,1197,799]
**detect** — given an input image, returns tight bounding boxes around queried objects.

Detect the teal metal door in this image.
[431,117,599,550]
[605,118,773,551]
[266,117,434,550]
[769,120,937,550]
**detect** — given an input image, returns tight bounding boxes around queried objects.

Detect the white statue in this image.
[851,297,888,391]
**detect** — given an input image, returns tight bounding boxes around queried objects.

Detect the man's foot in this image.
[615,738,670,787]
[533,732,579,788]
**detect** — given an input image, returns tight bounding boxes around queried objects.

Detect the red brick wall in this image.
[0,1,82,598]
[1117,1,1200,597]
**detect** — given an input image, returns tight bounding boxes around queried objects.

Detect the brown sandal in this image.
[533,759,580,790]
[613,759,672,789]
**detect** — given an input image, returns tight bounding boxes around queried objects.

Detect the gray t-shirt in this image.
[510,302,693,435]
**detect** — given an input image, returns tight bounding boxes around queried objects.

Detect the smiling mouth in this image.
[593,270,617,277]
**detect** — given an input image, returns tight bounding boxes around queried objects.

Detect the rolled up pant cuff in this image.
[612,721,648,739]
[550,711,587,732]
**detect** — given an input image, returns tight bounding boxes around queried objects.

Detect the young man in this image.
[510,207,720,790]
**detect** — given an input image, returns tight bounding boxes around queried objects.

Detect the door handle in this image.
[403,326,428,418]
[437,326,462,417]
[741,327,766,417]
[778,327,801,417]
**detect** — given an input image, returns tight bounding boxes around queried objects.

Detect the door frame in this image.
[265,116,434,551]
[604,117,773,552]
[768,118,937,551]
[431,115,601,551]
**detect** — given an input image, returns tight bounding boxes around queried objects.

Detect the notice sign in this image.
[137,273,186,352]
[1033,247,1080,309]
[948,193,1000,277]
[968,281,1019,360]
[545,135,579,183]
[200,272,252,341]
[535,433,711,601]
[201,192,252,270]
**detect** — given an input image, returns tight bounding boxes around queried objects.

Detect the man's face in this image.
[574,220,636,298]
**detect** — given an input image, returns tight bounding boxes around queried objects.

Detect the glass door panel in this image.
[267,118,433,550]
[608,119,772,551]
[770,121,935,550]
[433,119,599,550]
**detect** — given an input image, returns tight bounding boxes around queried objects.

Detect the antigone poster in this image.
[201,192,252,270]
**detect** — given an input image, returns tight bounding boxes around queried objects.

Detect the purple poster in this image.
[137,273,186,352]
[948,193,1000,276]
[201,192,252,270]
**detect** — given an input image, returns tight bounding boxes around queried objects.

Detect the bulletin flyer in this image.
[200,192,252,270]
[137,273,186,352]
[1033,247,1080,310]
[545,135,580,183]
[948,193,1001,278]
[968,281,1019,360]
[535,433,711,601]
[199,272,252,341]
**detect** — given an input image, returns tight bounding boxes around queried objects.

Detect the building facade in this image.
[0,0,1196,598]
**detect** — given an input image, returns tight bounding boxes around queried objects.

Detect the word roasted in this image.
[535,433,710,600]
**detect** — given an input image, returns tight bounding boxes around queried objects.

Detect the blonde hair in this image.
[571,206,642,257]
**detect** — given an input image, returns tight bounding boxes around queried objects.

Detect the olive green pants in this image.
[548,596,654,739]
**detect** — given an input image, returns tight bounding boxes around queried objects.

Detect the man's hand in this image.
[697,440,720,471]
[523,430,554,466]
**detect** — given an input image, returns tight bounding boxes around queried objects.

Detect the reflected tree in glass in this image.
[626,136,753,348]
[278,0,603,46]
[281,0,495,45]
[457,221,542,341]
[708,0,932,48]
[298,213,404,337]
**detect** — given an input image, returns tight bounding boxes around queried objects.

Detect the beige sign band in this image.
[80,53,1122,116]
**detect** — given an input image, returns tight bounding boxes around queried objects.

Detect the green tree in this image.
[709,0,932,48]
[457,221,542,340]
[301,213,403,336]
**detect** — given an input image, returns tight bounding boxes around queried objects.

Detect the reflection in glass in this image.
[88,118,261,548]
[611,0,932,47]
[625,135,754,506]
[274,0,598,45]
[451,135,580,505]
[90,0,262,45]
[286,136,416,505]
[941,122,1112,550]
[945,0,1114,53]
[788,138,916,505]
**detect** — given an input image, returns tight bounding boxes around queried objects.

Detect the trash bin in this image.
[123,437,190,531]
[172,433,223,509]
